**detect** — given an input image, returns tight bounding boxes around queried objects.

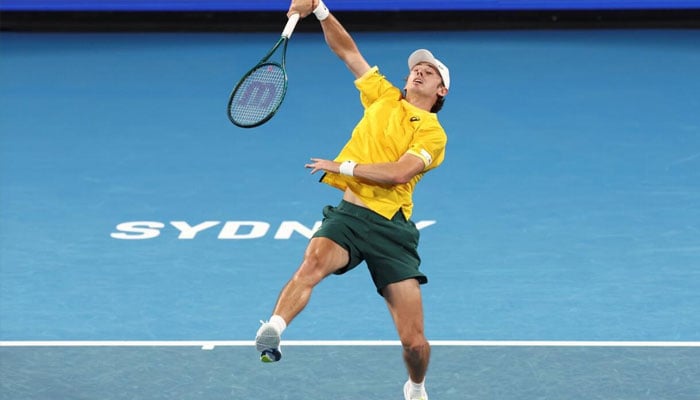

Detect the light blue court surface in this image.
[1,29,699,399]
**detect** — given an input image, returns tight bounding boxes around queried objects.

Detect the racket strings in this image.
[229,64,286,127]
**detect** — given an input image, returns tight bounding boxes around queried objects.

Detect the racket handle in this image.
[282,13,300,39]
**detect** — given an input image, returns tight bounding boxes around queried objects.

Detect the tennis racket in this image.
[227,13,300,128]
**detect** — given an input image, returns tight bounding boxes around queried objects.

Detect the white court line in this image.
[1,340,700,349]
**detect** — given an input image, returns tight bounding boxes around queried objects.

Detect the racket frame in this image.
[227,14,299,128]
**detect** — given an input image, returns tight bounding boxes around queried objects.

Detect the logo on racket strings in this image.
[238,80,277,109]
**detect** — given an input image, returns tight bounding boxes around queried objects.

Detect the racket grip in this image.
[282,13,300,39]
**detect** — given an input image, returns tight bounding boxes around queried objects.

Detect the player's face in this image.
[406,62,444,93]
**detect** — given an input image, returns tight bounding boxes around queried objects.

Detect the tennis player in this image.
[255,1,449,399]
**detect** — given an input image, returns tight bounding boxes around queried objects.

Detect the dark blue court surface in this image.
[1,29,699,399]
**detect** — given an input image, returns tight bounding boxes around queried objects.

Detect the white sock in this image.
[410,378,425,392]
[269,315,287,334]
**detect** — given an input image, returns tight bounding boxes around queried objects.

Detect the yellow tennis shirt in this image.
[321,66,447,220]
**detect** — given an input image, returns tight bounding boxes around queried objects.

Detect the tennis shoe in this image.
[403,380,428,400]
[255,320,282,362]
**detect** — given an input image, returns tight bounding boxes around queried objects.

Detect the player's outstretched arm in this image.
[319,13,371,79]
[288,0,369,78]
[305,153,425,185]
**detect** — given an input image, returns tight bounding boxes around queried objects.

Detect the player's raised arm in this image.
[319,14,371,79]
[288,0,370,78]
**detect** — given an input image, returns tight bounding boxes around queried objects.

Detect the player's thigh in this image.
[296,237,350,282]
[383,279,426,341]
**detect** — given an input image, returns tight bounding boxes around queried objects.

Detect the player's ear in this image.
[437,85,448,97]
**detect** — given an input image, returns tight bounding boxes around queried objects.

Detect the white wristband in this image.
[339,160,357,176]
[313,0,330,21]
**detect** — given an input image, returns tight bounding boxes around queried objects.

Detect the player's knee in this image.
[294,251,330,285]
[402,336,430,356]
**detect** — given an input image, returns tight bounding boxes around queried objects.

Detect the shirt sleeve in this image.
[406,126,447,171]
[354,66,402,109]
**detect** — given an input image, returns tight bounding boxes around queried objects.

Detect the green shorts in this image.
[312,200,427,295]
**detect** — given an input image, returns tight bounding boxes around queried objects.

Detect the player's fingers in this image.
[304,161,319,171]
[287,1,299,18]
[288,0,313,18]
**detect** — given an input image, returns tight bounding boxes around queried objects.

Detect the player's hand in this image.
[288,0,317,18]
[305,158,339,175]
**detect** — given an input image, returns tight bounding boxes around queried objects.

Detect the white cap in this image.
[408,49,450,90]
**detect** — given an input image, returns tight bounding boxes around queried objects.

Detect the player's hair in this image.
[431,95,445,113]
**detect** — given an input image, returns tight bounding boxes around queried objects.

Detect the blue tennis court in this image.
[1,29,699,399]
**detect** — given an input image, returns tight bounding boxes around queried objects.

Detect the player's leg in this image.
[256,236,349,362]
[382,278,430,400]
[273,236,349,322]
